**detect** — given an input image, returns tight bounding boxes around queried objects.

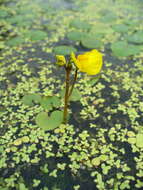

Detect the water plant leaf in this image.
[40,96,53,110]
[52,96,61,107]
[67,31,86,41]
[87,75,100,86]
[90,24,114,35]
[35,111,63,131]
[91,157,101,166]
[126,31,143,44]
[60,88,81,102]
[7,15,26,24]
[24,30,47,41]
[111,41,141,57]
[70,19,91,30]
[100,12,117,22]
[0,10,9,18]
[40,96,61,110]
[6,37,25,46]
[19,183,28,190]
[22,94,42,106]
[53,45,77,55]
[13,139,22,146]
[70,88,82,101]
[81,35,102,49]
[112,24,129,33]
[136,134,143,148]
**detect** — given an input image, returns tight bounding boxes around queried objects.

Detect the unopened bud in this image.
[55,55,66,66]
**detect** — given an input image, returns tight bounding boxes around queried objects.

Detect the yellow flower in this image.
[56,55,66,66]
[71,49,103,75]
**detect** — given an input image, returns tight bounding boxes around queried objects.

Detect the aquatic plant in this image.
[56,49,103,124]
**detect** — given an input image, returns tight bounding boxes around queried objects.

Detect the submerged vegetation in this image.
[0,0,143,189]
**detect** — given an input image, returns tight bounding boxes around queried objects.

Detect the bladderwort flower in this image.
[55,49,103,123]
[71,49,103,75]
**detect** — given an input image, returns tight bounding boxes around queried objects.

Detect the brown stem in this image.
[68,68,78,98]
[63,67,71,124]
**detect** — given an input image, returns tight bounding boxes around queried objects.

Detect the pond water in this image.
[0,0,143,190]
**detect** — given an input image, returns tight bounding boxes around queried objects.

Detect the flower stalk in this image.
[68,68,78,98]
[63,65,72,124]
[55,49,103,124]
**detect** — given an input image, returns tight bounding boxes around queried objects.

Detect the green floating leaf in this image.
[19,183,28,190]
[112,24,129,33]
[53,45,77,55]
[111,41,141,57]
[52,96,61,107]
[0,10,9,18]
[24,30,47,41]
[60,88,81,102]
[67,31,86,41]
[124,19,139,27]
[7,15,25,24]
[136,134,143,148]
[36,111,63,131]
[40,96,53,110]
[87,75,100,86]
[40,96,61,110]
[126,31,143,44]
[81,35,102,49]
[100,12,117,22]
[70,19,91,30]
[6,37,25,46]
[90,24,114,35]
[22,94,42,106]
[70,88,82,101]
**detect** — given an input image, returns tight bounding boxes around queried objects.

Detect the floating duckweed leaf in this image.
[22,94,42,106]
[6,37,25,46]
[128,137,136,144]
[36,111,63,131]
[91,157,101,166]
[127,131,135,137]
[70,19,91,30]
[21,136,30,143]
[136,134,143,148]
[13,139,22,146]
[0,41,5,49]
[10,146,17,152]
[126,31,143,44]
[100,155,108,161]
[67,31,86,41]
[111,41,141,57]
[53,45,77,55]
[24,30,47,41]
[112,24,129,33]
[81,35,102,49]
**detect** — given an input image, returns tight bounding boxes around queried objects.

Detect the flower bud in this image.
[55,55,66,66]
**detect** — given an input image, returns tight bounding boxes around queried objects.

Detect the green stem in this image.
[63,67,71,124]
[68,68,78,98]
